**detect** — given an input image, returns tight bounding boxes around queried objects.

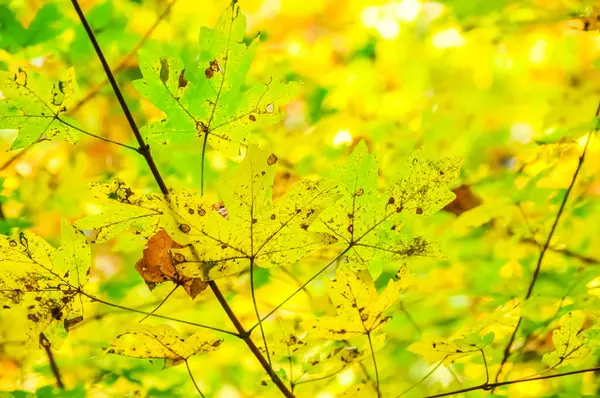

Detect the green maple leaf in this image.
[133,1,301,153]
[76,147,338,280]
[0,67,80,150]
[314,141,461,269]
[542,311,591,368]
[303,266,406,340]
[107,324,222,368]
[0,219,90,343]
[0,3,65,53]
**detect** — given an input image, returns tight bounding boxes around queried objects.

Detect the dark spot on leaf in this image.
[267,153,278,165]
[356,188,364,196]
[179,224,191,233]
[252,218,257,224]
[159,58,169,83]
[64,316,83,331]
[416,207,423,215]
[300,224,308,230]
[396,206,404,213]
[205,68,214,79]
[173,253,186,263]
[249,114,256,122]
[28,314,39,322]
[198,208,207,216]
[178,69,188,88]
[188,208,195,215]
[347,225,354,233]
[9,240,17,247]
[51,307,63,320]
[388,197,395,205]
[270,214,276,220]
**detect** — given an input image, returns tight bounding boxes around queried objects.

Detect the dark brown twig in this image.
[70,0,169,196]
[424,365,600,398]
[68,0,178,115]
[494,99,600,384]
[70,2,293,395]
[39,333,65,389]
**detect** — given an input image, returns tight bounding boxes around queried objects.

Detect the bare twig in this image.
[493,99,600,384]
[39,333,65,389]
[68,0,178,115]
[424,365,600,398]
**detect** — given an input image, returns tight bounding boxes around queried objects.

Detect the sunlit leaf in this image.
[303,266,406,339]
[107,324,222,367]
[314,141,460,270]
[134,2,301,153]
[0,219,90,342]
[0,67,80,149]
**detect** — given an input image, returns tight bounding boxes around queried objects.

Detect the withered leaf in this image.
[135,230,207,300]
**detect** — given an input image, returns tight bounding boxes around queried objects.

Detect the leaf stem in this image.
[138,284,179,323]
[39,333,65,389]
[366,332,381,398]
[56,116,139,152]
[79,290,238,337]
[248,247,350,333]
[396,356,447,397]
[493,98,599,384]
[250,257,272,366]
[185,359,206,397]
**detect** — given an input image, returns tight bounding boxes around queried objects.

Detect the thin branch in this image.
[70,0,169,196]
[494,99,599,384]
[72,2,293,396]
[424,365,600,398]
[208,281,295,397]
[138,284,179,323]
[185,359,206,397]
[39,333,65,389]
[68,0,178,115]
[367,332,381,398]
[79,290,238,337]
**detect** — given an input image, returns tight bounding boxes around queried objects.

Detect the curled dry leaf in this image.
[135,230,207,299]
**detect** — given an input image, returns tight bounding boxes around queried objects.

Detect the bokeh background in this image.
[1,0,600,396]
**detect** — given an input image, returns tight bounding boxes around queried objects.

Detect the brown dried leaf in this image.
[135,230,207,299]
